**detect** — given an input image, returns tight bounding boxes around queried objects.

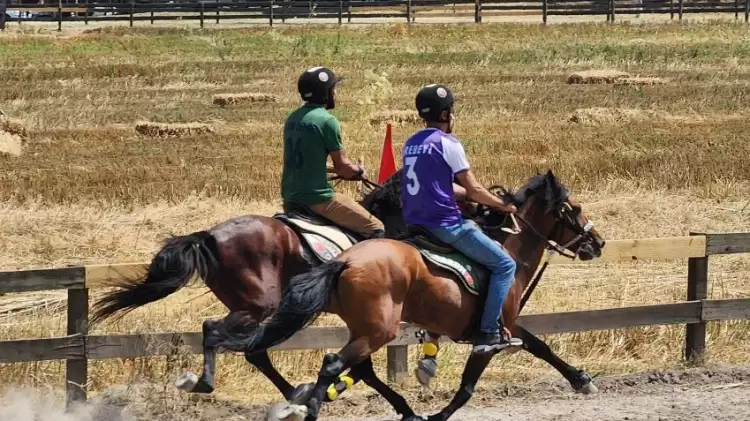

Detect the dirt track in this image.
[5,365,750,421]
[320,366,750,421]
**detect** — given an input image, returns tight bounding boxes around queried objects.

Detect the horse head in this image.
[481,170,605,261]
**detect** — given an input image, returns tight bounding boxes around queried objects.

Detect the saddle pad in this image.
[407,243,489,296]
[285,217,355,252]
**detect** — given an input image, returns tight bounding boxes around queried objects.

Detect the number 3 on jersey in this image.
[405,156,420,196]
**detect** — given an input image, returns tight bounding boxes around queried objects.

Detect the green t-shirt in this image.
[280,103,344,206]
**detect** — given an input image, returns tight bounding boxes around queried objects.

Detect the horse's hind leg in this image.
[245,351,295,401]
[407,352,494,421]
[175,318,223,394]
[176,310,299,400]
[514,325,597,394]
[304,332,396,421]
[349,356,416,419]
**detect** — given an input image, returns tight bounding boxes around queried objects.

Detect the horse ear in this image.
[544,169,563,198]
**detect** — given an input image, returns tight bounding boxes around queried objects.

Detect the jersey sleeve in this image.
[322,117,344,153]
[441,137,471,174]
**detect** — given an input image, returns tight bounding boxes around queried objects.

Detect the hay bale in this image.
[0,131,23,157]
[567,70,631,85]
[212,93,277,106]
[369,110,422,126]
[568,107,655,124]
[615,76,668,86]
[134,121,215,137]
[0,111,28,157]
[0,111,28,139]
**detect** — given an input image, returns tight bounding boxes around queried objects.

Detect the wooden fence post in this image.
[200,1,205,28]
[0,0,6,31]
[474,0,481,22]
[386,345,408,384]
[66,288,89,407]
[57,0,62,31]
[269,0,273,26]
[542,0,547,24]
[685,231,708,364]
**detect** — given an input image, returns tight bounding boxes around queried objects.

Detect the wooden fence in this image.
[0,231,749,406]
[2,0,749,32]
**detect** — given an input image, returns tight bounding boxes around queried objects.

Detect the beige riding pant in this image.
[309,193,385,236]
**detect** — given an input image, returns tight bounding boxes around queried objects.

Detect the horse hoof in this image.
[289,383,315,405]
[415,358,437,388]
[175,372,199,391]
[576,381,599,395]
[267,402,308,421]
[175,372,214,394]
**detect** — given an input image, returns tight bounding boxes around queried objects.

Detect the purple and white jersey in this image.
[400,127,470,228]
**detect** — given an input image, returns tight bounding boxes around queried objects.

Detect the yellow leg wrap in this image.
[326,375,354,401]
[341,375,354,388]
[422,342,439,357]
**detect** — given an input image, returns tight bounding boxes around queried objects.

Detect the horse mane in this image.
[359,168,404,216]
[496,170,569,214]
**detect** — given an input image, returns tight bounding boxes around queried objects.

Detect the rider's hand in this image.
[354,165,368,180]
[497,202,517,214]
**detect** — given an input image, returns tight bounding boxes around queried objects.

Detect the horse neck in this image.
[358,190,406,238]
[502,197,557,291]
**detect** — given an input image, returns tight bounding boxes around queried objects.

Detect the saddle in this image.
[399,224,455,254]
[273,202,366,263]
[399,224,491,297]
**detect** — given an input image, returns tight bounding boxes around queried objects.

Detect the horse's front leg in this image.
[513,325,598,394]
[415,330,442,388]
[406,351,494,421]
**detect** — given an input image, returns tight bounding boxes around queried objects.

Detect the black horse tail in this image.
[209,259,348,353]
[90,231,219,326]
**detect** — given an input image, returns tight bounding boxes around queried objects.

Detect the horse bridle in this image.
[476,189,595,260]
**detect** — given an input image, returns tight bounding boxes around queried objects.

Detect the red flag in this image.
[377,123,397,184]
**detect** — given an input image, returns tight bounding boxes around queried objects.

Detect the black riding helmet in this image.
[298,66,340,109]
[415,84,454,123]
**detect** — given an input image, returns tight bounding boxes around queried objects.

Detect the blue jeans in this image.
[425,219,517,334]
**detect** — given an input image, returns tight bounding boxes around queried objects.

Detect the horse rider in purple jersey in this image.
[400,83,522,354]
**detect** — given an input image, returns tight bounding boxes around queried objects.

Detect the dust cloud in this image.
[0,387,133,421]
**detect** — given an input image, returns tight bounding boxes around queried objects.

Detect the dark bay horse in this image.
[88,175,409,402]
[207,170,606,421]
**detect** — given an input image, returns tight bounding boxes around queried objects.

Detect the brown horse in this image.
[207,170,606,421]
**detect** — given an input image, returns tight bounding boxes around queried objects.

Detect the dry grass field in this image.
[1,20,750,418]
